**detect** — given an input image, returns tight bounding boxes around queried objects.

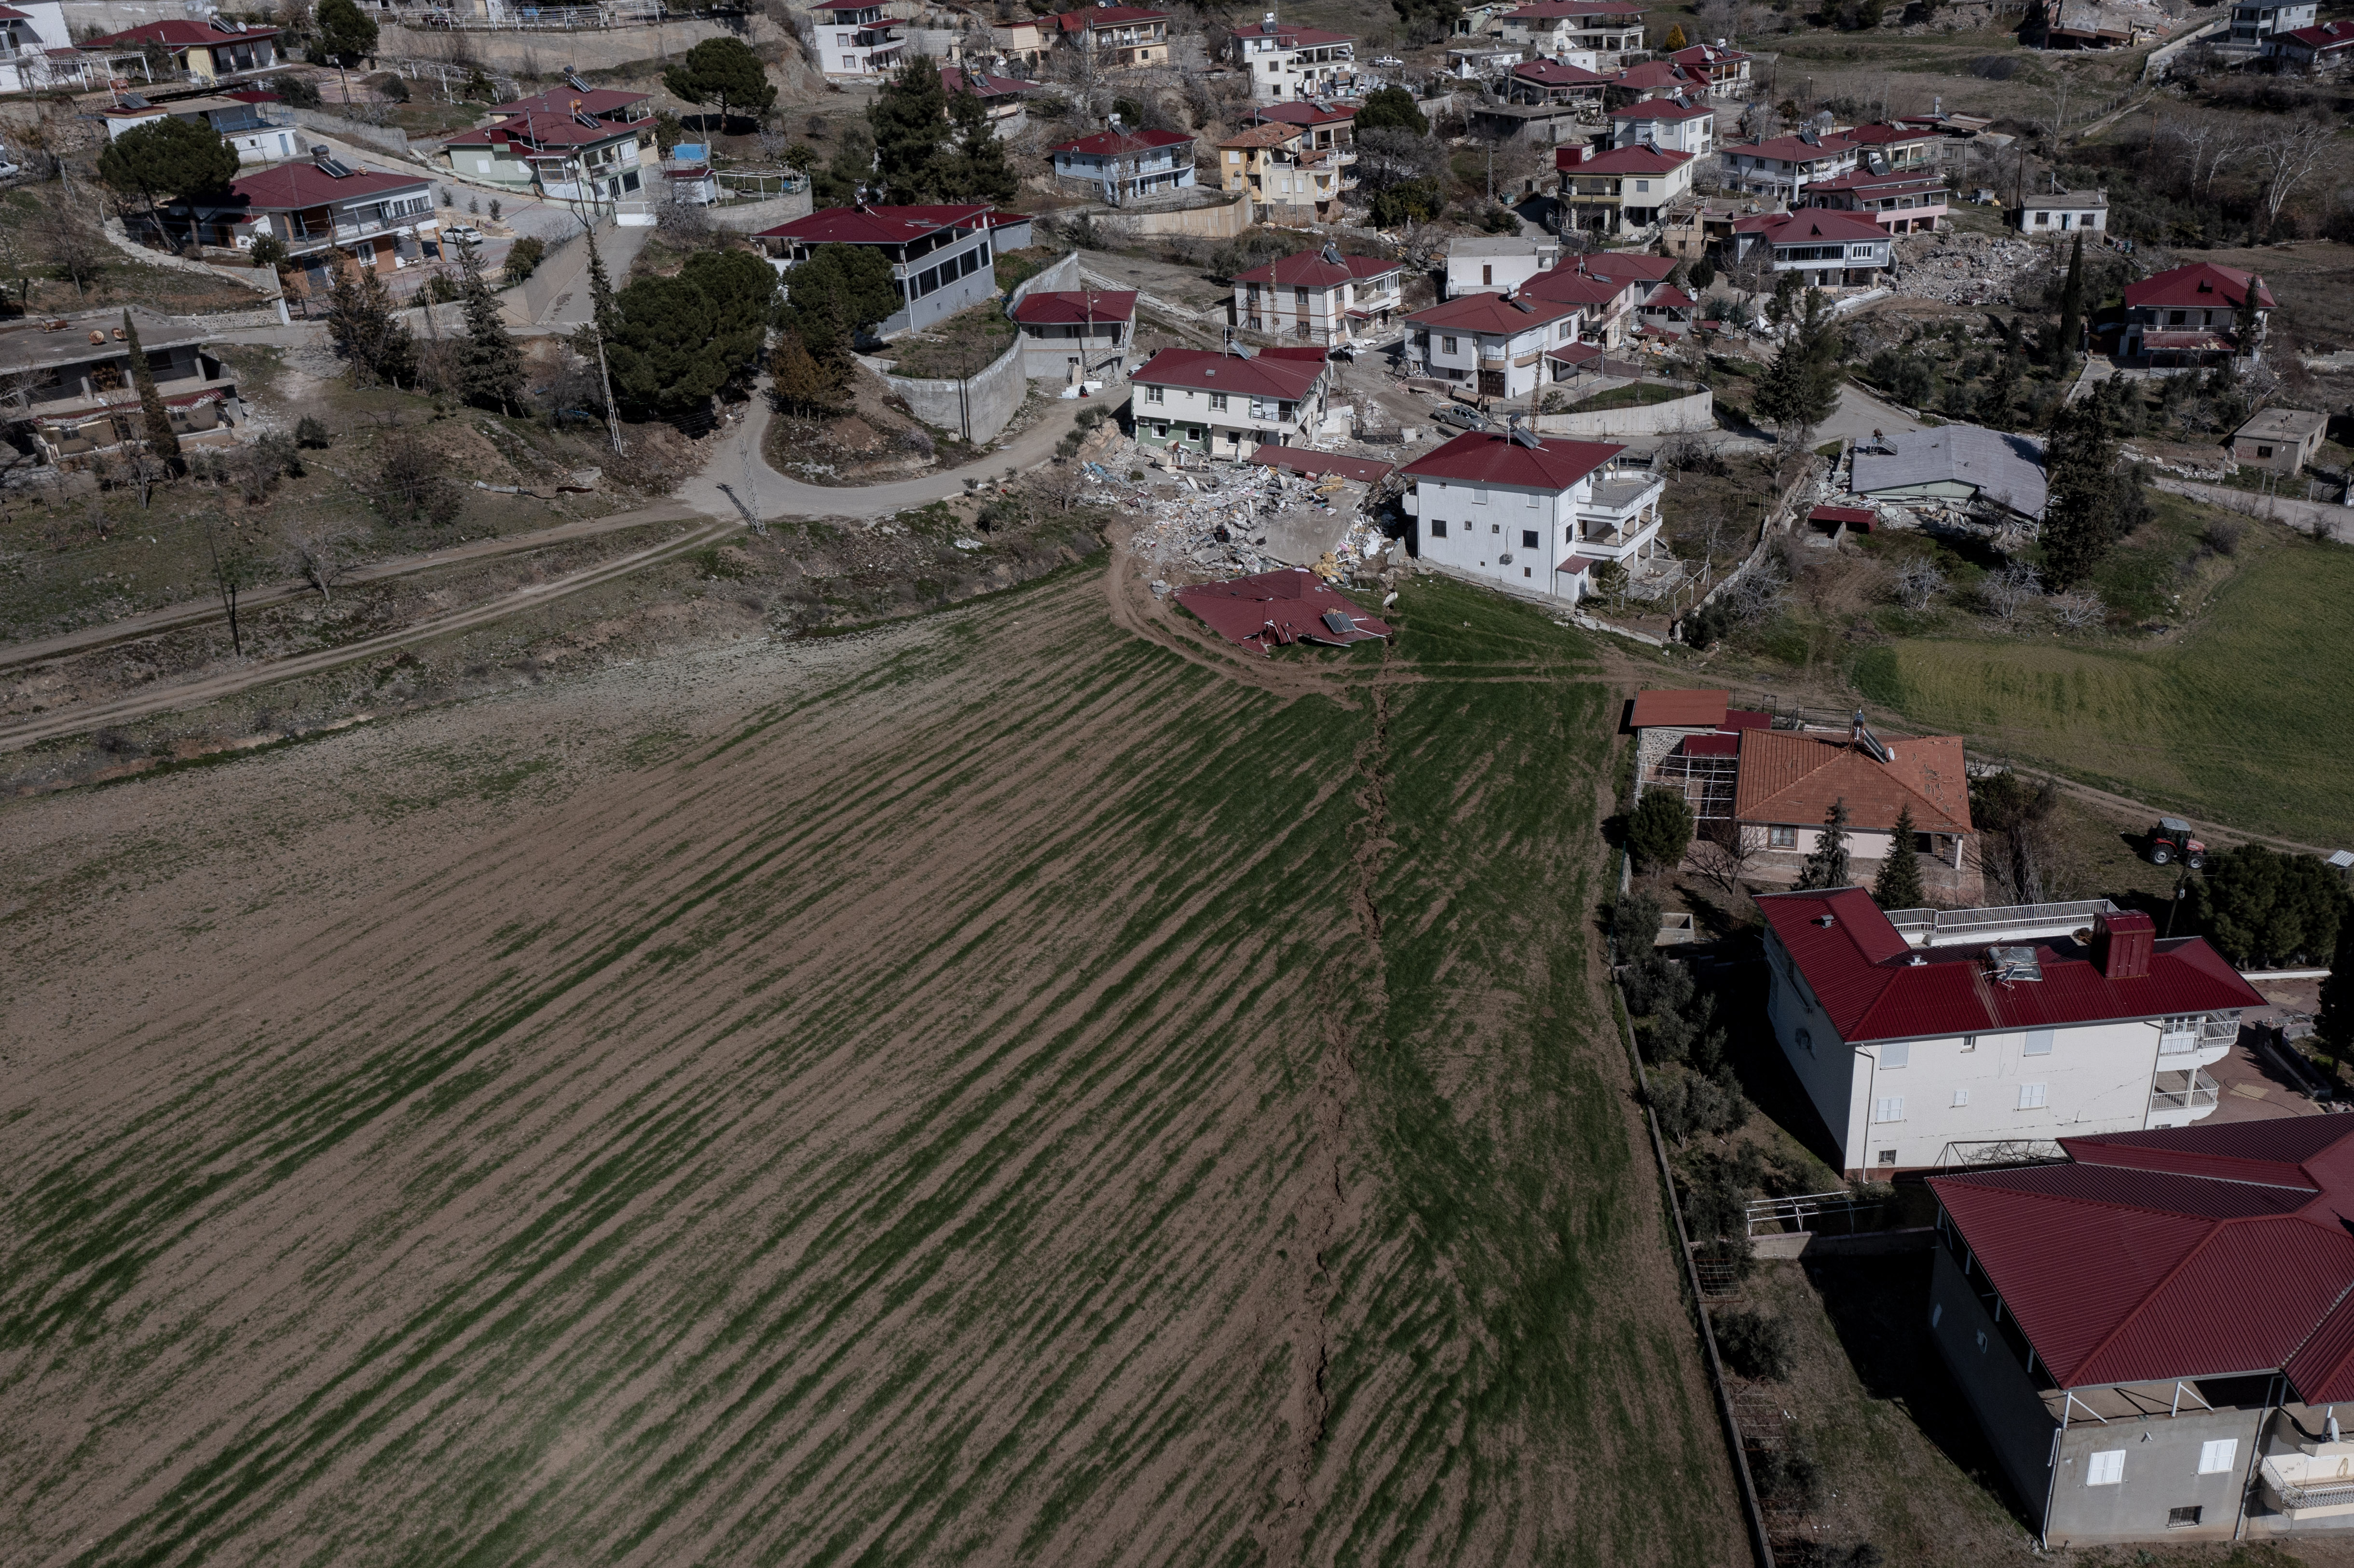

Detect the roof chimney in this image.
[2093,910,2154,981]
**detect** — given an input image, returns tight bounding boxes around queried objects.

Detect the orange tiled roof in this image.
[1734,728,1973,834]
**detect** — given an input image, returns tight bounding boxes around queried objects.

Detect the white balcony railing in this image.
[2149,1068,2221,1115]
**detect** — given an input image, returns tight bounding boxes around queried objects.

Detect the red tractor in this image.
[2148,817,2206,869]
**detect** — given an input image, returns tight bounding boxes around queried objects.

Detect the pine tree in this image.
[324,257,415,389]
[2040,388,2122,588]
[122,308,181,464]
[452,237,523,414]
[1795,799,1852,889]
[769,331,838,414]
[945,86,1019,205]
[869,54,950,205]
[1873,803,1925,909]
[2051,231,2084,370]
[1662,22,1688,48]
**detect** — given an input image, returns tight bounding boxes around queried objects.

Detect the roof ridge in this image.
[2060,1211,2250,1383]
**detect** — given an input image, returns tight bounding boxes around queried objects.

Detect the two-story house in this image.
[1809,167,1949,233]
[757,203,1014,335]
[1218,123,1344,219]
[162,155,438,275]
[1759,889,2265,1177]
[1608,96,1715,155]
[2266,17,2354,68]
[1522,251,1657,345]
[1554,142,1695,237]
[940,66,1034,126]
[1499,0,1645,63]
[1446,234,1562,297]
[1504,57,1609,103]
[2229,0,2315,47]
[2011,190,2107,237]
[1407,290,1584,400]
[1841,120,1945,171]
[0,305,239,461]
[99,89,298,166]
[440,99,651,208]
[1665,41,1752,95]
[82,16,278,85]
[1129,346,1328,459]
[0,1,83,96]
[1719,128,1862,200]
[1234,246,1403,343]
[1729,206,1891,288]
[1052,4,1169,68]
[1049,125,1195,205]
[809,0,905,76]
[2121,261,2274,367]
[1011,287,1135,381]
[1230,16,1358,100]
[1399,425,1666,601]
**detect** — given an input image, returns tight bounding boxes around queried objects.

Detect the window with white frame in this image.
[2024,1029,2054,1057]
[2087,1450,2124,1486]
[1770,826,1797,848]
[1873,1096,1903,1123]
[1952,1088,1969,1107]
[2200,1439,2239,1474]
[2018,1083,2047,1110]
[1146,384,1164,402]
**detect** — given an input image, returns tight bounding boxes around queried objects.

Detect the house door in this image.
[1478,369,1506,397]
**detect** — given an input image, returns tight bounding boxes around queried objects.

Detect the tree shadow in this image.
[1709,954,1847,1174]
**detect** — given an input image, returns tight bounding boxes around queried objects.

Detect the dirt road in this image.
[0,514,735,752]
[0,502,701,672]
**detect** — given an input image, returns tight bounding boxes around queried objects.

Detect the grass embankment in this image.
[873,298,1018,380]
[0,570,1739,1563]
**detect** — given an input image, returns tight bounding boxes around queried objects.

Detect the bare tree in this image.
[1891,554,1946,609]
[32,204,106,300]
[120,443,172,508]
[2253,115,2334,235]
[1728,552,1790,623]
[1982,559,2042,620]
[280,516,363,602]
[2048,588,2105,628]
[1690,815,1757,896]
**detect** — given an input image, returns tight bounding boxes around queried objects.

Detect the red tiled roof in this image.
[1010,288,1136,325]
[1611,60,1698,89]
[1521,265,1634,309]
[473,111,639,149]
[0,5,33,16]
[1933,1119,2354,1398]
[1610,97,1716,119]
[941,66,1033,97]
[1575,251,1677,285]
[1254,345,1333,361]
[1730,132,1861,164]
[1510,58,1609,85]
[1629,688,1729,728]
[85,19,280,46]
[1174,568,1389,654]
[1752,207,1890,245]
[1806,168,1944,194]
[2275,20,2354,49]
[1055,5,1168,29]
[1505,0,1644,15]
[1047,126,1191,157]
[757,203,993,245]
[1402,429,1621,492]
[1233,250,1400,287]
[1736,727,1970,833]
[1840,121,1940,145]
[2124,262,2275,311]
[1248,101,1357,126]
[1668,42,1752,64]
[1759,888,2264,1048]
[1407,291,1580,332]
[1249,445,1393,485]
[226,162,429,211]
[1810,504,1876,524]
[1131,347,1323,399]
[1564,143,1694,175]
[1643,284,1696,309]
[487,87,649,118]
[1220,123,1302,150]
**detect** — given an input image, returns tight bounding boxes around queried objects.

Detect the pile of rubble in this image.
[1081,449,1403,586]
[1890,232,2048,307]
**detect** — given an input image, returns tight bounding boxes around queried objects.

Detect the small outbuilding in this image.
[2231,407,2327,475]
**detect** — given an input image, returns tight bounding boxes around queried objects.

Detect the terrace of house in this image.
[3,337,227,418]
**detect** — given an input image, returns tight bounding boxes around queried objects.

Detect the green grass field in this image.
[1850,526,2354,843]
[0,568,1739,1564]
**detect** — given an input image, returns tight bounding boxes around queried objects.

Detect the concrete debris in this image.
[1082,436,1398,586]
[1889,232,2047,307]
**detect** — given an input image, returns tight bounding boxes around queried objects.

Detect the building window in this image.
[2018,1083,2048,1110]
[1209,392,1228,410]
[1770,826,1797,848]
[1961,1034,1977,1051]
[1430,519,1448,537]
[1876,1148,1897,1166]
[1520,529,1538,549]
[1442,335,1458,354]
[2199,1439,2239,1474]
[2088,1451,2125,1486]
[1872,1096,1903,1123]
[1146,384,1163,403]
[1882,1042,1909,1068]
[2257,444,2273,458]
[1795,1028,1812,1056]
[1152,422,1168,438]
[1951,1088,1969,1107]
[2024,1029,2054,1057]
[2168,1507,2203,1529]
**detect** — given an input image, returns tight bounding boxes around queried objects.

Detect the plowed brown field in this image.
[0,561,1741,1568]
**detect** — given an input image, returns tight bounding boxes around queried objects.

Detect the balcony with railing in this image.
[2149,1067,2221,1119]
[2260,1452,2354,1522]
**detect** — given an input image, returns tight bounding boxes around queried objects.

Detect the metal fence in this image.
[1879,900,2121,944]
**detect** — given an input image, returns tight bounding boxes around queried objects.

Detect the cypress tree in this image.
[946,87,1019,205]
[324,257,415,389]
[1873,804,1925,909]
[122,309,181,464]
[1796,799,1852,889]
[869,54,950,204]
[2051,231,2084,369]
[453,237,523,414]
[2040,389,2122,589]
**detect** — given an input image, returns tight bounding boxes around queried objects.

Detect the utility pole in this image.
[594,324,623,455]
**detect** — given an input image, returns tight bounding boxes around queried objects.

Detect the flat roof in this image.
[0,308,209,375]
[2235,407,2327,441]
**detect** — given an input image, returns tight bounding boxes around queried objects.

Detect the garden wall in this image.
[868,335,1027,446]
[709,191,812,232]
[1533,385,1713,438]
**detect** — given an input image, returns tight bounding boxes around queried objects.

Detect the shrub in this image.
[1628,786,1696,872]
[295,416,331,449]
[503,234,547,285]
[1611,888,1662,960]
[1715,1308,1798,1381]
[271,72,323,108]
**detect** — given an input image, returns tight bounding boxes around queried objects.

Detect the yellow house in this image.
[1218,122,1341,220]
[82,18,280,85]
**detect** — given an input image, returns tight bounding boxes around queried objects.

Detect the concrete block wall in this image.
[1533,385,1713,437]
[873,334,1027,446]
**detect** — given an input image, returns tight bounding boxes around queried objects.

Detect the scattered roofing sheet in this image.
[1174,569,1390,655]
[1249,445,1393,486]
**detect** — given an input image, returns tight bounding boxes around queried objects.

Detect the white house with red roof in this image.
[1407,290,1587,400]
[1233,246,1402,344]
[156,154,438,273]
[1505,57,1608,103]
[1555,142,1695,237]
[1929,1118,2354,1547]
[1808,167,1948,234]
[1759,888,2265,1180]
[1608,96,1715,155]
[1730,206,1892,288]
[1051,4,1169,68]
[2121,262,2274,367]
[1048,125,1195,205]
[2229,0,2316,48]
[1400,426,1665,600]
[755,204,1019,334]
[439,93,653,207]
[0,1,85,95]
[1721,128,1862,200]
[1128,346,1329,459]
[1445,234,1563,298]
[809,1,905,77]
[1011,287,1134,380]
[1520,252,1658,346]
[98,90,296,167]
[1231,15,1358,100]
[2265,17,2354,68]
[82,16,277,85]
[1665,41,1752,95]
[1500,0,1645,62]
